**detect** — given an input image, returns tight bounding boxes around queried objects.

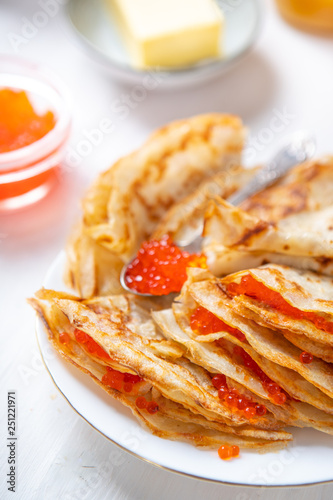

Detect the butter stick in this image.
[109,0,223,68]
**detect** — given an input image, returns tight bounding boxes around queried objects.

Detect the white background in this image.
[1,0,333,498]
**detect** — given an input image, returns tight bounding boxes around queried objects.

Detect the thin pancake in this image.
[221,264,333,346]
[189,279,333,400]
[154,308,333,435]
[152,166,256,243]
[205,199,333,258]
[174,289,333,416]
[34,290,275,427]
[281,331,333,364]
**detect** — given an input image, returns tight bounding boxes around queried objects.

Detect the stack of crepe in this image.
[154,266,333,439]
[30,288,292,451]
[31,114,333,453]
[30,262,333,451]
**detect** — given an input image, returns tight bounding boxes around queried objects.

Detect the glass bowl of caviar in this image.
[0,55,72,210]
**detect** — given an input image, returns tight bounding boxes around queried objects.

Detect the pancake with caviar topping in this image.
[185,272,333,398]
[153,307,333,436]
[29,289,296,451]
[220,264,333,346]
[65,114,248,298]
[31,297,286,450]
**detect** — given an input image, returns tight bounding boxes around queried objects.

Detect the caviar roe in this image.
[102,366,143,394]
[227,274,333,334]
[300,351,314,364]
[73,328,150,399]
[124,235,207,295]
[211,373,267,418]
[74,329,111,361]
[233,346,287,405]
[59,332,71,345]
[190,306,246,342]
[135,396,148,409]
[218,445,240,460]
[0,88,56,153]
[135,396,159,414]
[147,401,159,414]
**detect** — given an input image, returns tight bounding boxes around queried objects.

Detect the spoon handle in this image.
[228,131,316,206]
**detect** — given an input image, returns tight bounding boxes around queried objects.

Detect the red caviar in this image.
[135,396,148,410]
[135,396,159,414]
[59,332,70,345]
[233,346,287,405]
[273,392,287,405]
[102,366,143,393]
[255,404,267,416]
[212,372,267,418]
[244,407,256,418]
[74,329,111,361]
[124,235,207,295]
[212,374,227,389]
[124,373,142,384]
[227,274,333,334]
[190,306,246,342]
[0,88,55,153]
[147,401,159,414]
[102,367,124,391]
[300,351,314,364]
[135,396,148,409]
[218,445,240,460]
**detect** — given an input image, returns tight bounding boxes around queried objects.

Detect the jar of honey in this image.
[276,0,333,31]
[0,56,71,211]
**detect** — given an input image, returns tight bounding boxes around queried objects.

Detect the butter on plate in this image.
[108,0,224,69]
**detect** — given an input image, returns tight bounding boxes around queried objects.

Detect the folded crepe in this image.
[221,264,333,346]
[65,114,247,298]
[203,157,333,276]
[29,289,292,451]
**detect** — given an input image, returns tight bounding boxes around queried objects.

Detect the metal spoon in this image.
[120,131,316,296]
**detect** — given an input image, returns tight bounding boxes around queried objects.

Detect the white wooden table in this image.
[1,1,333,498]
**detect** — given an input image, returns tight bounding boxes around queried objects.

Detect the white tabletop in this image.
[1,1,333,498]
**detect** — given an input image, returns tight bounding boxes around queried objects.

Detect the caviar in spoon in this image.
[122,235,207,296]
[121,132,316,296]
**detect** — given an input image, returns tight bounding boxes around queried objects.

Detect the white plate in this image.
[66,0,262,89]
[36,251,333,487]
